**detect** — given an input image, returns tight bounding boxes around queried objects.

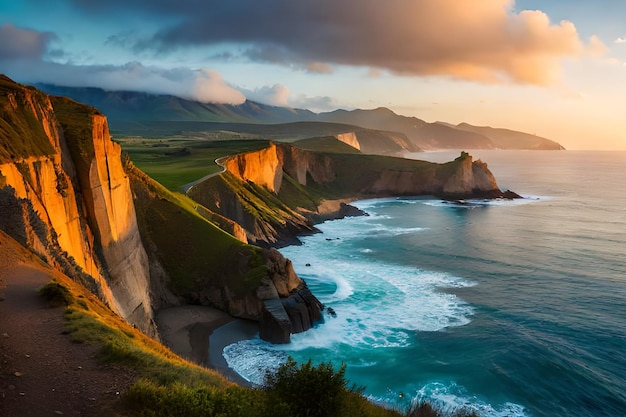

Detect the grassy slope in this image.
[0,76,56,163]
[120,137,270,191]
[127,160,267,298]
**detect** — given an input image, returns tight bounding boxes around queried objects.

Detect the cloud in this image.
[615,37,626,44]
[288,94,339,113]
[243,84,290,107]
[68,0,601,85]
[0,23,58,60]
[2,57,246,104]
[190,69,246,104]
[241,83,339,111]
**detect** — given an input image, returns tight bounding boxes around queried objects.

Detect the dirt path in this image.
[0,237,137,416]
[180,157,227,194]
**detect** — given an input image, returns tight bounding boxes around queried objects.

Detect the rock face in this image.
[257,248,324,343]
[0,77,156,336]
[198,143,513,247]
[127,159,324,344]
[335,132,360,151]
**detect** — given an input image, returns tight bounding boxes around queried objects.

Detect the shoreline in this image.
[155,305,259,386]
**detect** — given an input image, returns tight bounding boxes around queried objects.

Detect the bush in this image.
[263,357,363,417]
[124,379,263,417]
[38,282,73,306]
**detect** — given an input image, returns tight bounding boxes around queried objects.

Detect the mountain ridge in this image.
[36,83,565,151]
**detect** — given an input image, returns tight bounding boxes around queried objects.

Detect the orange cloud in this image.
[142,0,601,85]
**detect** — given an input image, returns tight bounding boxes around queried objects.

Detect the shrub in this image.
[263,357,363,417]
[38,282,73,306]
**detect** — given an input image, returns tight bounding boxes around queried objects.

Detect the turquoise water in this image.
[224,151,626,417]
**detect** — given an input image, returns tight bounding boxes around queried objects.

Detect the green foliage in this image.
[263,357,364,417]
[50,96,98,171]
[0,77,56,162]
[128,162,270,298]
[124,380,264,417]
[38,282,74,306]
[277,173,325,212]
[293,136,362,154]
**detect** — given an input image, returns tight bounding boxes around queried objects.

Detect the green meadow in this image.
[118,137,271,191]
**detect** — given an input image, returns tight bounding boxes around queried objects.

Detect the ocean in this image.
[223,150,626,417]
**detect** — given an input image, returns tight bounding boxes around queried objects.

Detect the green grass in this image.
[127,161,268,297]
[292,136,362,154]
[119,137,270,191]
[39,282,74,306]
[0,76,56,162]
[39,277,231,388]
[277,173,326,212]
[51,96,98,156]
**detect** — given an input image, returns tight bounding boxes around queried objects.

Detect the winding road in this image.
[180,157,227,194]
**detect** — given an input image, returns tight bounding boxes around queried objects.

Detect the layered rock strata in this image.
[0,79,156,336]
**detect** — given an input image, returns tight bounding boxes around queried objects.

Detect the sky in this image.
[1,0,625,150]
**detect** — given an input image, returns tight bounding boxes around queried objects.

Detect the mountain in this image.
[315,107,491,150]
[453,122,566,150]
[35,84,565,151]
[35,83,316,124]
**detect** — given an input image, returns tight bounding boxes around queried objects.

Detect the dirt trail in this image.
[0,236,137,417]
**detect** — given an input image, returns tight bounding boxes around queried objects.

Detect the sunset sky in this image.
[1,0,625,150]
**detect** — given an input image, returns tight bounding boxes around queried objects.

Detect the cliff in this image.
[126,160,323,343]
[0,76,156,336]
[0,77,324,344]
[189,143,514,247]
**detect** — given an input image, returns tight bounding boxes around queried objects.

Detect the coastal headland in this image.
[1,75,520,414]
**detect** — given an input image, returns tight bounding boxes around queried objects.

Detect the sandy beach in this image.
[155,305,259,386]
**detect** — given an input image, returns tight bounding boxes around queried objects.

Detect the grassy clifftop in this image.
[126,158,267,301]
[0,76,56,162]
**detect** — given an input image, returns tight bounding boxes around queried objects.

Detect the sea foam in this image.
[224,201,476,387]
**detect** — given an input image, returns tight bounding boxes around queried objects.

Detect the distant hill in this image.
[36,84,316,123]
[315,107,493,150]
[453,123,565,150]
[36,84,565,151]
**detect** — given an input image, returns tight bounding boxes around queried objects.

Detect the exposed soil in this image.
[0,235,138,417]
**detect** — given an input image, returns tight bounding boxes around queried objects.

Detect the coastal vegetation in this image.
[36,275,396,416]
[0,75,56,162]
[40,275,477,416]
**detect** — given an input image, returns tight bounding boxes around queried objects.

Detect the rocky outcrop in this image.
[258,249,324,343]
[335,132,360,150]
[223,144,283,192]
[441,152,494,195]
[0,77,156,337]
[193,144,517,247]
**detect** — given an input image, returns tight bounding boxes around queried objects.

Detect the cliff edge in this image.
[190,143,517,247]
[0,76,156,336]
[1,77,323,344]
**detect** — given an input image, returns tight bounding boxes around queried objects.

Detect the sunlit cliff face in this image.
[0,83,156,336]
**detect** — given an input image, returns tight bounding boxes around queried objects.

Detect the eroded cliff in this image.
[0,78,155,335]
[190,143,515,247]
[126,159,324,343]
[1,77,324,344]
